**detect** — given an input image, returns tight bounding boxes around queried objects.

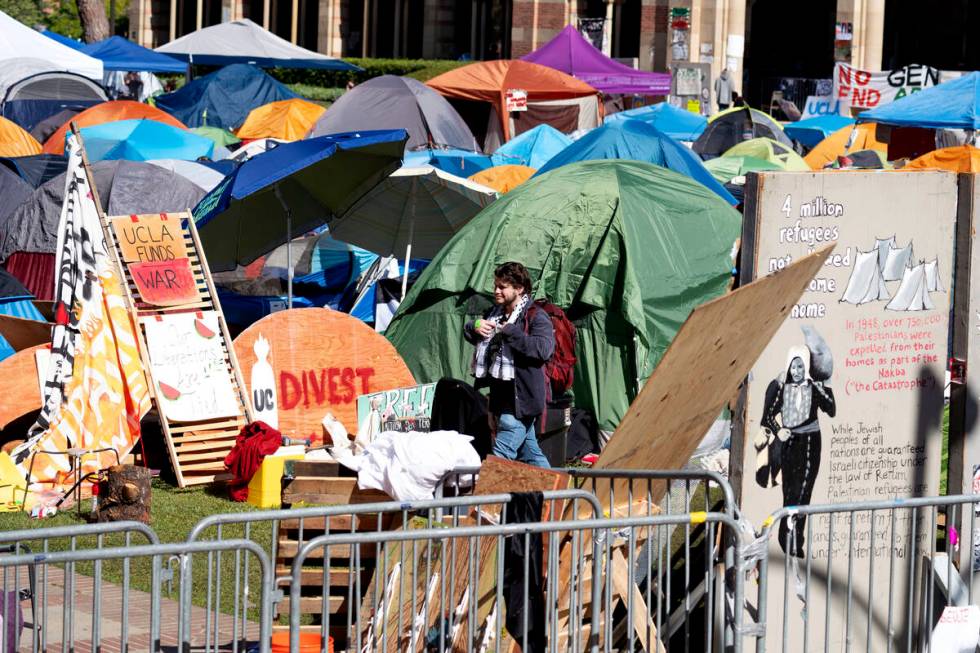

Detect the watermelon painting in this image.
[158,381,182,401]
[194,319,216,339]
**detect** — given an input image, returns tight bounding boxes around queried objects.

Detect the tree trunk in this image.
[76,0,111,43]
[96,465,151,524]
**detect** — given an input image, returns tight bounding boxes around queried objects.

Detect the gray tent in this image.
[307,75,479,152]
[0,164,32,226]
[0,160,205,262]
[147,159,226,192]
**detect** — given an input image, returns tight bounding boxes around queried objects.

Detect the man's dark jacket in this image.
[464,304,555,420]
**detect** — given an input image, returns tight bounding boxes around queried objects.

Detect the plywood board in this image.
[0,344,46,429]
[234,308,416,441]
[0,315,51,352]
[594,245,834,506]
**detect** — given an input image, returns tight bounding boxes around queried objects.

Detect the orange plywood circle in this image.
[233,308,416,442]
[0,344,46,430]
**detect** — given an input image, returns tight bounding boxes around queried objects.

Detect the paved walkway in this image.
[10,565,262,652]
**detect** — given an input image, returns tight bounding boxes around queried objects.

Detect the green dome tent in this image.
[385,160,741,431]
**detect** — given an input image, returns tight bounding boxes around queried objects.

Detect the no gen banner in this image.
[834,63,939,110]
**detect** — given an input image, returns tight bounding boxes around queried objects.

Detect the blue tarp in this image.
[784,115,855,147]
[858,72,980,130]
[403,148,493,177]
[604,103,708,141]
[155,64,299,129]
[40,30,85,51]
[490,124,572,168]
[535,119,738,205]
[79,119,215,162]
[82,36,187,73]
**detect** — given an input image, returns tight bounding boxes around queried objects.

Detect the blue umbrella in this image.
[604,102,708,141]
[403,147,493,177]
[195,130,408,303]
[78,119,215,162]
[535,119,737,205]
[784,115,855,147]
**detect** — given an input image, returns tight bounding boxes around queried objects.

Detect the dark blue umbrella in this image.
[194,130,408,303]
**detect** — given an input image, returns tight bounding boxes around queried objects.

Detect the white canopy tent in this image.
[0,12,102,82]
[155,19,356,70]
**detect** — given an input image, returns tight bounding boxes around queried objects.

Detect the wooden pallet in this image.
[275,462,399,646]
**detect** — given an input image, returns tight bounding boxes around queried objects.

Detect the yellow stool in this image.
[247,449,305,508]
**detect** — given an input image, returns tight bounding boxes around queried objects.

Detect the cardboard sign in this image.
[738,171,956,651]
[142,311,240,422]
[111,214,189,263]
[356,382,436,437]
[833,62,939,110]
[233,308,416,441]
[129,258,200,307]
[505,89,527,112]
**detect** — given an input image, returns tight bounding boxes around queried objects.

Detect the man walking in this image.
[715,68,734,111]
[464,262,555,468]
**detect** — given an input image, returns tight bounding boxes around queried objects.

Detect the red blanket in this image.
[224,421,282,501]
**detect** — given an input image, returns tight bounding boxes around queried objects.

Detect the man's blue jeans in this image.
[492,413,551,468]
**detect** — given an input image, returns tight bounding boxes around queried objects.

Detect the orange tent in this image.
[468,164,535,193]
[0,116,42,157]
[904,145,980,172]
[804,122,886,170]
[426,60,601,146]
[43,100,186,154]
[235,98,326,141]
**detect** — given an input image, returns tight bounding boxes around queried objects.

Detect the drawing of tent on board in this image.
[924,258,945,293]
[875,236,896,272]
[840,249,890,304]
[882,241,914,281]
[886,263,934,311]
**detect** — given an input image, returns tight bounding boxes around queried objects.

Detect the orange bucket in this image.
[270,631,331,653]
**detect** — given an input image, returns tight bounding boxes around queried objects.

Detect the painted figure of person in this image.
[761,345,836,557]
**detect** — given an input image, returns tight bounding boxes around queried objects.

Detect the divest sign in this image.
[233,308,416,441]
[738,170,956,651]
[833,62,939,110]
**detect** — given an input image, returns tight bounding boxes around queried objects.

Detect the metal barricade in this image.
[186,489,602,647]
[752,494,980,653]
[0,520,159,653]
[0,537,273,653]
[567,468,740,650]
[289,511,748,653]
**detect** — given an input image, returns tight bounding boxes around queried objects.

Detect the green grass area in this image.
[0,480,272,617]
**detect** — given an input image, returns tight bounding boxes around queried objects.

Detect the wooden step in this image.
[278,595,346,616]
[277,540,379,560]
[278,512,401,532]
[276,566,375,586]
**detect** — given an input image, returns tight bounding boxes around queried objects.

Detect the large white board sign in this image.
[738,170,956,651]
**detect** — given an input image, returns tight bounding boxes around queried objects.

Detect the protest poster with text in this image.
[737,170,956,651]
[834,62,939,111]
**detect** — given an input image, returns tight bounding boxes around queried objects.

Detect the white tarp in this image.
[882,242,913,281]
[886,264,934,311]
[0,12,102,82]
[840,249,890,304]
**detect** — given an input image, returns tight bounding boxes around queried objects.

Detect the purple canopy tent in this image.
[522,25,670,96]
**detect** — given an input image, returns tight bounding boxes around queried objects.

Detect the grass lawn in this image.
[0,480,273,618]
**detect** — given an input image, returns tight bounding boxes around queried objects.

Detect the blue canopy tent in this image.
[784,114,855,147]
[155,64,298,129]
[535,119,737,205]
[857,71,980,129]
[490,124,572,168]
[82,36,188,73]
[403,148,493,177]
[0,268,45,362]
[40,30,85,51]
[604,103,708,141]
[78,119,215,162]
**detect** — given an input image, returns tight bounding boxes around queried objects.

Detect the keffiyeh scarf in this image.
[472,295,530,381]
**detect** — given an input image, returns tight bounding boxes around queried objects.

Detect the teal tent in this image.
[490,124,572,168]
[386,160,741,431]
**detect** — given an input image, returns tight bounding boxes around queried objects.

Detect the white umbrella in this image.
[330,165,497,297]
